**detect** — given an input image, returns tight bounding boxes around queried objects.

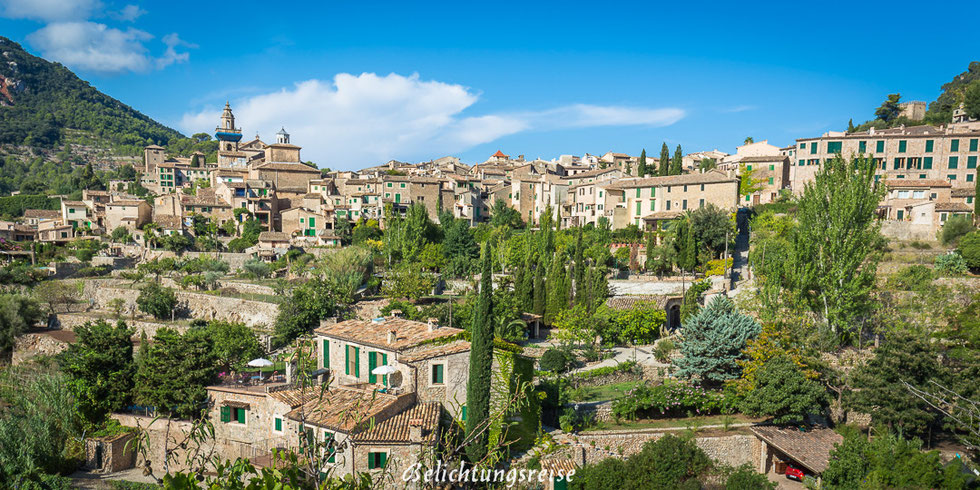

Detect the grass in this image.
[570,381,642,402]
[584,413,764,432]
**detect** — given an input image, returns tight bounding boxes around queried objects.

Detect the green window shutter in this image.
[381,353,388,386]
[368,453,376,469]
[858,141,867,153]
[768,177,774,185]
[949,156,959,169]
[308,217,315,227]
[368,352,377,384]
[894,158,901,170]
[746,165,752,171]
[827,141,842,153]
[809,142,817,154]
[345,345,350,375]
[275,417,282,431]
[650,200,655,211]
[968,156,978,169]
[462,405,467,421]
[354,347,360,377]
[323,339,329,369]
[951,139,960,152]
[220,406,230,423]
[876,140,885,153]
[923,157,933,169]
[432,364,444,384]
[379,453,387,467]
[635,188,640,198]
[650,187,655,197]
[635,202,641,214]
[237,408,246,424]
[971,139,979,152]
[925,140,934,152]
[898,140,907,153]
[799,143,805,149]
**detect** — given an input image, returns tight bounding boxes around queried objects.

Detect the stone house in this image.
[603,170,739,229]
[736,155,791,206]
[104,199,151,232]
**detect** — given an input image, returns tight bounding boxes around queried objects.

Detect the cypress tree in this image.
[518,250,535,311]
[465,244,495,463]
[638,149,648,176]
[573,231,586,303]
[659,142,670,176]
[671,144,684,175]
[532,262,546,316]
[545,257,566,325]
[974,169,979,221]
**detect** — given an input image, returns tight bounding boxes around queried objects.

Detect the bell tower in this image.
[214,102,243,153]
[276,127,290,144]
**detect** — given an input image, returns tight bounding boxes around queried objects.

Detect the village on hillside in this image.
[2,96,980,490]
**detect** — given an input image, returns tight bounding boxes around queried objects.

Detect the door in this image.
[752,194,761,206]
[368,352,377,383]
[897,210,904,220]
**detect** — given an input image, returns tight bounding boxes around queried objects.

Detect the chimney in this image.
[388,330,397,344]
[390,309,403,318]
[427,318,439,332]
[409,418,423,443]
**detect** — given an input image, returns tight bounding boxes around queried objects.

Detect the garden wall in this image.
[557,431,761,469]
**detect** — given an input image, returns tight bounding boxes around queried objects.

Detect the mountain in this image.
[0,36,184,150]
[925,61,980,124]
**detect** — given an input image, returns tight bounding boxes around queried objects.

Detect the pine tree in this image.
[638,149,648,176]
[465,244,495,463]
[659,142,670,176]
[532,262,546,316]
[670,144,683,175]
[674,296,761,386]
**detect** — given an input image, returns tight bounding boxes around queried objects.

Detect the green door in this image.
[553,476,568,490]
[395,193,401,203]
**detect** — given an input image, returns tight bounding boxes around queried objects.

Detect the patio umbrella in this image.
[371,365,397,376]
[247,358,275,368]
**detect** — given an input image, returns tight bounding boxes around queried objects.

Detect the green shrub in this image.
[909,240,932,249]
[136,283,177,320]
[887,265,934,290]
[539,348,572,373]
[958,230,980,271]
[611,380,731,421]
[653,339,675,363]
[940,215,975,245]
[935,252,968,275]
[571,360,638,380]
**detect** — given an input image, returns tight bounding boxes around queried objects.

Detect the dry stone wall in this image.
[553,431,760,469]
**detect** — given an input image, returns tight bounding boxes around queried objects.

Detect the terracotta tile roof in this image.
[883,179,951,188]
[935,201,972,212]
[268,387,321,409]
[605,295,672,310]
[399,341,471,363]
[107,200,145,207]
[258,231,291,242]
[154,215,184,230]
[314,318,463,352]
[750,426,842,475]
[62,201,86,206]
[951,187,976,197]
[23,209,60,219]
[492,150,508,158]
[605,170,736,189]
[352,402,440,445]
[285,386,400,432]
[641,210,685,221]
[254,162,320,173]
[540,459,577,474]
[563,167,621,180]
[739,155,789,163]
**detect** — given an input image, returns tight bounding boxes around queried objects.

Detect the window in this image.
[897,190,910,199]
[681,199,687,210]
[368,352,389,385]
[665,200,671,211]
[858,141,867,153]
[768,177,774,185]
[746,165,752,171]
[967,174,975,182]
[635,202,641,215]
[799,143,805,149]
[949,156,959,169]
[948,174,957,181]
[876,140,885,153]
[897,210,904,220]
[699,198,704,208]
[827,141,842,154]
[274,417,283,432]
[894,158,903,170]
[400,183,406,188]
[769,164,775,171]
[951,139,960,152]
[431,363,444,384]
[322,339,329,368]
[220,406,247,424]
[940,213,948,222]
[345,345,360,377]
[461,406,467,421]
[972,139,979,152]
[923,157,933,169]
[920,174,927,179]
[898,140,907,153]
[367,452,387,470]
[913,190,925,199]
[683,185,688,192]
[636,188,641,198]
[968,156,978,169]
[798,160,805,166]
[324,432,336,463]
[699,184,704,191]
[650,200,655,211]
[809,142,817,154]
[923,140,934,153]
[69,208,75,214]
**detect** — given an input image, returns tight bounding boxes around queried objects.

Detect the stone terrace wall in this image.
[555,431,760,469]
[83,281,279,328]
[54,312,186,338]
[144,251,253,271]
[111,414,209,473]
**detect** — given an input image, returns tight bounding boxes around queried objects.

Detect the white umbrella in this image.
[371,365,397,375]
[247,358,274,368]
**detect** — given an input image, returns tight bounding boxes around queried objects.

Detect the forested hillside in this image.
[0,36,183,151]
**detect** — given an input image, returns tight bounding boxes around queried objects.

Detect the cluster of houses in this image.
[2,102,978,255]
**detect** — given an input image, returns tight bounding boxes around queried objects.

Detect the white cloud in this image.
[721,105,757,113]
[156,33,195,69]
[26,21,193,74]
[179,72,685,168]
[113,4,145,22]
[0,0,101,22]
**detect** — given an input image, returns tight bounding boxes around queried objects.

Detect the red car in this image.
[785,464,805,481]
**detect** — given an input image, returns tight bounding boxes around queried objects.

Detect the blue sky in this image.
[2,0,979,170]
